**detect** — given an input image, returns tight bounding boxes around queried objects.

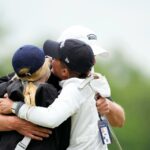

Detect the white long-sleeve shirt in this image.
[18,75,110,150]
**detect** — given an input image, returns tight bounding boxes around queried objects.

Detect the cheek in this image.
[51,59,56,67]
[51,61,56,73]
[51,60,59,74]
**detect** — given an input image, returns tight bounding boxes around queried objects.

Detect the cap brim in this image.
[90,43,109,56]
[43,40,60,58]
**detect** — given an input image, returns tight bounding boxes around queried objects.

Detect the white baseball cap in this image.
[57,25,109,56]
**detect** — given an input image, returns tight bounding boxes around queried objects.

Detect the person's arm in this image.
[93,72,125,127]
[0,73,52,140]
[0,85,81,128]
[96,97,125,127]
[0,114,52,140]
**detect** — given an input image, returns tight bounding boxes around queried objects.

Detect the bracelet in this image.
[11,102,24,115]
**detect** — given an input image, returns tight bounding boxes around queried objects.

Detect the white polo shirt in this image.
[18,75,110,150]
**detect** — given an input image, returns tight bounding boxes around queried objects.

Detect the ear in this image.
[61,68,70,79]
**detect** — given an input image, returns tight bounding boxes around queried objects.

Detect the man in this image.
[57,25,125,127]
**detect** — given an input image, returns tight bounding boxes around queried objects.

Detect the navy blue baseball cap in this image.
[12,45,45,77]
[43,39,95,74]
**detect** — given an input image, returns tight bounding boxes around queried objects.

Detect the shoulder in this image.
[60,78,83,91]
[0,72,15,83]
[59,78,84,98]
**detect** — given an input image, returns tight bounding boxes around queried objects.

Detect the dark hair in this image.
[60,60,90,79]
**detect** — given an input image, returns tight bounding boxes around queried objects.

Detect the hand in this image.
[96,97,125,127]
[10,116,52,141]
[96,97,110,115]
[0,97,13,114]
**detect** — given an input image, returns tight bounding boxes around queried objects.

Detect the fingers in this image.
[26,133,43,141]
[96,98,105,107]
[100,108,110,115]
[31,125,52,135]
[31,130,50,139]
[34,126,52,134]
[96,98,110,115]
[18,127,52,141]
[27,131,49,141]
[18,123,52,139]
[13,117,52,140]
[25,132,45,141]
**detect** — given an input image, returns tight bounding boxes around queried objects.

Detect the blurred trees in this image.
[0,57,13,76]
[0,23,13,76]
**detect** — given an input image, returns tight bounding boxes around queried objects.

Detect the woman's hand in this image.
[0,96,13,114]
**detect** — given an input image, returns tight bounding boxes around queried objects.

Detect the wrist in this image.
[11,102,24,115]
[7,116,19,131]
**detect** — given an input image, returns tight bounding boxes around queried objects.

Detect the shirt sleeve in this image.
[18,83,84,128]
[90,75,111,97]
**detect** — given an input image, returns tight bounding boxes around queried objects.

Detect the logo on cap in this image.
[60,41,65,48]
[87,34,97,40]
[65,57,70,64]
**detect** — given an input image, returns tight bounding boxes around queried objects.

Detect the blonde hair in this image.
[17,58,51,105]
